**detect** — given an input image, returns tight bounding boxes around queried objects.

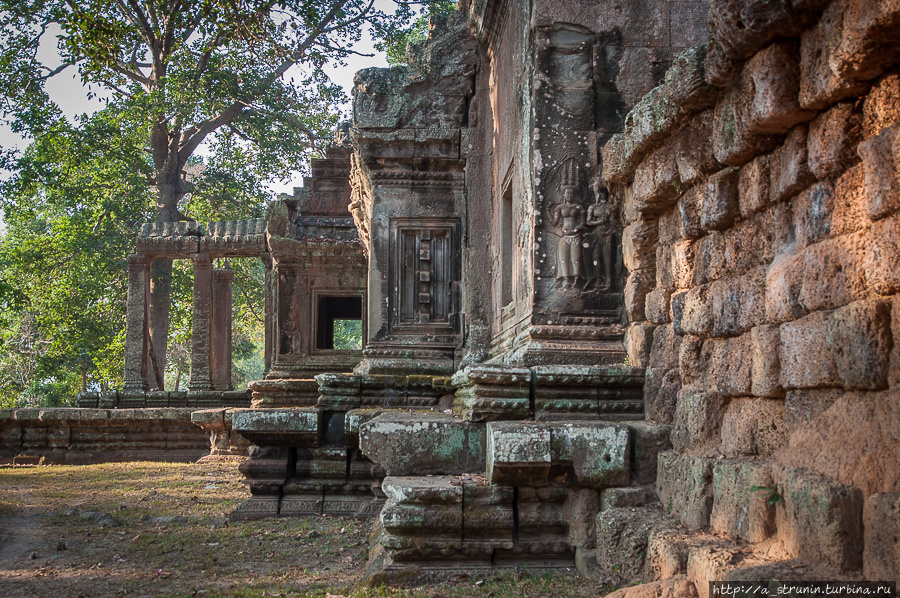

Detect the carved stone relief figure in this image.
[546,160,586,290]
[279,273,302,355]
[584,180,615,291]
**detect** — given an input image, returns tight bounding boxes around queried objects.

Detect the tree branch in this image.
[113,62,152,86]
[177,100,247,164]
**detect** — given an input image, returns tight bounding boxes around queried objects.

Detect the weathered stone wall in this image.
[466,0,709,367]
[604,0,900,580]
[350,12,477,375]
[0,408,210,464]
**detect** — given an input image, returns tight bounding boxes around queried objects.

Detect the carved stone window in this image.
[316,295,363,350]
[389,219,460,333]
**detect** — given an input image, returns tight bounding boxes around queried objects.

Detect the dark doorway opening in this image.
[316,296,363,350]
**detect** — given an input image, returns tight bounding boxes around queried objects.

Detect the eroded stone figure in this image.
[585,183,615,291]
[548,185,586,289]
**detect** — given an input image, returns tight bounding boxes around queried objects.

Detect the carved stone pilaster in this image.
[261,253,274,376]
[189,254,213,391]
[123,254,150,391]
[210,267,234,391]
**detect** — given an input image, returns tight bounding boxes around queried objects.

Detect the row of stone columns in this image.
[123,253,235,392]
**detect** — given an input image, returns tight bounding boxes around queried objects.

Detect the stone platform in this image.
[0,408,210,465]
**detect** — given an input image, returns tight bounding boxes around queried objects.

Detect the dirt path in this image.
[0,462,370,597]
[0,461,607,598]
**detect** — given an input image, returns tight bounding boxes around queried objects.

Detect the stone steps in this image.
[356,405,674,583]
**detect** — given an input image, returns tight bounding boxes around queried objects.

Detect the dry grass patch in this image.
[0,461,612,598]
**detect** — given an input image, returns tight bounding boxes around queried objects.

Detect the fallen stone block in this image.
[605,576,698,598]
[360,412,485,476]
[486,421,551,486]
[231,408,320,447]
[687,543,746,598]
[549,421,631,488]
[648,529,717,581]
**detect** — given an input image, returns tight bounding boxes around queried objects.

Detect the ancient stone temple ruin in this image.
[4,0,898,590]
[207,0,900,587]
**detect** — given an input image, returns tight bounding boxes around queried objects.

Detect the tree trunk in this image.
[148,257,172,390]
[146,160,188,391]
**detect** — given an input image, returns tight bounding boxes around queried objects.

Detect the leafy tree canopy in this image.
[371,0,457,66]
[0,0,464,406]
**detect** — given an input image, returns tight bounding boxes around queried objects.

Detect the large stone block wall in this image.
[604,0,900,580]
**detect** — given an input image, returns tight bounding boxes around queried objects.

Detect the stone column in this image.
[210,266,234,391]
[123,254,150,391]
[262,253,274,376]
[189,253,213,391]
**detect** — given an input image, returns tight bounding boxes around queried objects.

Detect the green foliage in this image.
[0,106,152,405]
[751,484,784,507]
[0,1,415,406]
[372,1,458,66]
[333,318,362,351]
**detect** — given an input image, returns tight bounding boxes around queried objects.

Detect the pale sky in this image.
[0,7,394,195]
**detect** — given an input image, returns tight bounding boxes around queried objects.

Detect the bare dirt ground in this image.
[0,461,610,598]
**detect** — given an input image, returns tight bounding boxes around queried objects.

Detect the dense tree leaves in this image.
[0,1,423,405]
[371,0,456,65]
[0,107,151,405]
